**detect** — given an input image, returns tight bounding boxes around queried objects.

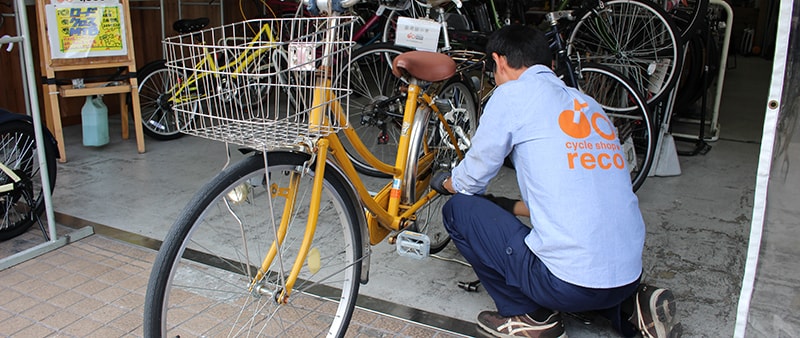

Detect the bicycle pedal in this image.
[395,230,430,260]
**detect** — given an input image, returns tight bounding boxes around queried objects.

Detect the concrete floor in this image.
[22,55,773,336]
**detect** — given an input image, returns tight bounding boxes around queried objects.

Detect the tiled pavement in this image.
[0,225,468,337]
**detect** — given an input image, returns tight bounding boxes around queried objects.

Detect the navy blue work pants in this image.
[442,194,639,336]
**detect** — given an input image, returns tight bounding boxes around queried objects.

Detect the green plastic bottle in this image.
[81,95,109,146]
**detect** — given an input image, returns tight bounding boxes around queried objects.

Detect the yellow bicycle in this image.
[144,15,478,337]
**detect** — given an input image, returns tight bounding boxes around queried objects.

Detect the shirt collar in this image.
[526,64,555,76]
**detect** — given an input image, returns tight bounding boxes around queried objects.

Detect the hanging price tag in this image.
[394,17,440,52]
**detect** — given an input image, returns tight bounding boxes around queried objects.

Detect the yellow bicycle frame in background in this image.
[167,22,281,106]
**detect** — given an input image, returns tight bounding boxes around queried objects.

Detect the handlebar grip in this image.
[304,0,361,14]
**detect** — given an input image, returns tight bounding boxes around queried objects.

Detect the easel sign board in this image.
[36,0,146,162]
[44,0,128,59]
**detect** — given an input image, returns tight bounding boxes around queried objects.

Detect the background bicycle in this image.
[0,109,58,241]
[353,1,655,190]
[135,0,422,141]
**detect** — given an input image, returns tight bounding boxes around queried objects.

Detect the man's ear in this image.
[491,53,505,72]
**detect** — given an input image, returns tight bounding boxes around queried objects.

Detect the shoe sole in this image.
[650,288,680,337]
[476,325,569,338]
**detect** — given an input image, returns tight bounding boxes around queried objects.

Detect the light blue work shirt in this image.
[450,65,645,288]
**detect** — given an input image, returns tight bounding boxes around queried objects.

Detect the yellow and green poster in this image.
[45,0,128,59]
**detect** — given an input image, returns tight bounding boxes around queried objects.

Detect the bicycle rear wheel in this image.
[568,0,683,105]
[405,76,478,253]
[144,152,364,337]
[577,63,655,191]
[137,59,195,140]
[0,120,57,241]
[338,43,410,177]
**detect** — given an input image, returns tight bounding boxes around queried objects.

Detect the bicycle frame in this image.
[251,75,465,302]
[168,22,281,105]
[0,162,21,194]
[161,15,467,304]
[352,2,413,43]
[334,84,464,235]
[546,10,581,87]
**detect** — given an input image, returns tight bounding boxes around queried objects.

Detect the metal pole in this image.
[15,0,57,242]
[709,0,734,139]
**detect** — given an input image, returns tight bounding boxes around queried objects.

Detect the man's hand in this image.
[482,194,519,214]
[430,171,453,195]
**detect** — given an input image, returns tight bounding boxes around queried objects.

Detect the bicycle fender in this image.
[0,108,60,159]
[323,154,373,285]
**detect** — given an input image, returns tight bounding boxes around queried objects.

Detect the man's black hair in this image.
[486,25,552,70]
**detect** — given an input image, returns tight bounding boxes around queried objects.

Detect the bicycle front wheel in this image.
[144,152,364,337]
[568,0,682,105]
[577,63,655,191]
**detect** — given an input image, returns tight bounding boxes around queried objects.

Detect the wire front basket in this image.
[162,17,356,150]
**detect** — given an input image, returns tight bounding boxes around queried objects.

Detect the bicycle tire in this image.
[674,31,718,112]
[567,0,683,105]
[338,43,410,178]
[577,63,655,191]
[0,120,57,241]
[137,59,195,140]
[405,76,479,253]
[666,0,709,43]
[144,152,363,337]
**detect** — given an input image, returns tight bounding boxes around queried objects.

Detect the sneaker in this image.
[476,310,566,338]
[631,284,682,337]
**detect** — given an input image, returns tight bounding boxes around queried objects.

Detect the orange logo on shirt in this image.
[559,99,625,170]
[559,99,616,141]
[558,100,591,138]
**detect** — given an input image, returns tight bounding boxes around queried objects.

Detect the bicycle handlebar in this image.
[303,0,362,15]
[423,0,462,8]
[545,10,575,25]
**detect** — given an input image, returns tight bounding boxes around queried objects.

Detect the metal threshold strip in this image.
[54,212,477,337]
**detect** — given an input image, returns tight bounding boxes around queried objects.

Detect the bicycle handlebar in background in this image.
[304,0,362,15]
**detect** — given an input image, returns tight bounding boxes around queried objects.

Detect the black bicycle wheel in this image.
[137,59,195,140]
[338,43,410,178]
[144,151,363,337]
[666,0,710,43]
[673,29,719,113]
[568,0,683,105]
[0,120,57,241]
[405,76,479,253]
[577,63,655,192]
